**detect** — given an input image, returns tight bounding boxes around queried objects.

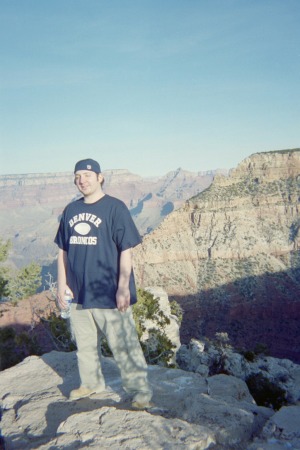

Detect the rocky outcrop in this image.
[2,350,300,450]
[177,338,300,405]
[176,338,300,449]
[133,149,300,362]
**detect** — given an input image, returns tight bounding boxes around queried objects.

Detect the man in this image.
[54,158,152,408]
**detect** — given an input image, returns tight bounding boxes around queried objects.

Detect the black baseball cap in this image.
[74,158,101,174]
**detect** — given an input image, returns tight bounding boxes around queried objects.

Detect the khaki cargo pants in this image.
[69,304,152,403]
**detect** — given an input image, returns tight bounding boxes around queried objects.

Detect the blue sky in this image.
[0,0,299,176]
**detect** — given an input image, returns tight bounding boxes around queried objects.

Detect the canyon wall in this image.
[133,149,300,362]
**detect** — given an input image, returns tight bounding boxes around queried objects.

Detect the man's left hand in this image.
[116,287,130,312]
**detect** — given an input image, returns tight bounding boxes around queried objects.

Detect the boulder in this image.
[247,406,300,449]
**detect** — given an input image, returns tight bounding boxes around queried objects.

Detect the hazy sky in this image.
[0,0,299,177]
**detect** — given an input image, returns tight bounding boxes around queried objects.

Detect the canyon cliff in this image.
[133,149,300,362]
[0,168,221,268]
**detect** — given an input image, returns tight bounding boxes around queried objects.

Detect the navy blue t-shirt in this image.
[54,194,142,309]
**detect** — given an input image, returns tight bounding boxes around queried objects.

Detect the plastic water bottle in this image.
[61,290,73,319]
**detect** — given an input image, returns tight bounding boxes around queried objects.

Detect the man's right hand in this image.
[57,286,73,310]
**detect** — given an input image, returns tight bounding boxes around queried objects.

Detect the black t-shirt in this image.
[54,195,142,308]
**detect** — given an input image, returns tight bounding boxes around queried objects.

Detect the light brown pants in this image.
[70,304,152,403]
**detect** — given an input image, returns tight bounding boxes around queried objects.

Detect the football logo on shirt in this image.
[68,213,102,246]
[74,223,91,235]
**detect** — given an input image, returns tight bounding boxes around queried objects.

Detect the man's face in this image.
[74,170,102,196]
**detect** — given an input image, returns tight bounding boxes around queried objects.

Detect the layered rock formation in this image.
[0,168,222,268]
[133,149,300,362]
[1,350,299,449]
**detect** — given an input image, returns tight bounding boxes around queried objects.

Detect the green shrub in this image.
[240,350,257,362]
[44,312,76,352]
[99,289,177,365]
[0,326,42,371]
[140,328,176,367]
[8,262,42,305]
[170,300,183,324]
[132,289,175,366]
[253,343,269,356]
[208,352,229,376]
[205,333,232,376]
[238,342,269,362]
[246,373,287,410]
[133,288,170,333]
[0,238,12,299]
[214,332,231,349]
[0,236,42,304]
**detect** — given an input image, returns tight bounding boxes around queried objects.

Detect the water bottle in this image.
[61,290,73,319]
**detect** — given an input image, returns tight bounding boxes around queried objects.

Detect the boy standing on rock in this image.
[54,158,152,408]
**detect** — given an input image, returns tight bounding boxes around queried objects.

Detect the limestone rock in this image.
[262,405,300,441]
[176,339,300,406]
[247,406,300,449]
[49,407,215,450]
[0,350,281,450]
